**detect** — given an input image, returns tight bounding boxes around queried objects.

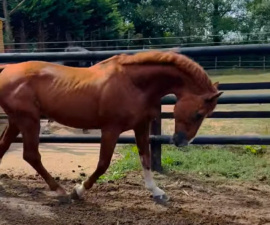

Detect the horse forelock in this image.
[114,51,215,93]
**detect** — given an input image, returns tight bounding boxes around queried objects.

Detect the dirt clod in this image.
[258,175,267,181]
[0,173,9,179]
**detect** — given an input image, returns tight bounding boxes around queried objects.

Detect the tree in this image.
[248,0,270,40]
[1,0,26,50]
[7,0,127,50]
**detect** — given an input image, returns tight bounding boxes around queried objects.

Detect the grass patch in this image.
[161,145,270,182]
[99,144,270,183]
[210,73,269,84]
[208,68,270,77]
[98,145,140,182]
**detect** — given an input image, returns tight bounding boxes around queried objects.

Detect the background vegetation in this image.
[1,0,270,51]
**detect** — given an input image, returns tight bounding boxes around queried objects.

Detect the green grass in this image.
[208,68,270,77]
[209,69,270,83]
[98,145,141,182]
[99,144,270,183]
[161,145,270,181]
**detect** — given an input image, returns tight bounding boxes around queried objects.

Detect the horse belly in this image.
[39,92,100,129]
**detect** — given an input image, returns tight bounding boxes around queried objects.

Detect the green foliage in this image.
[98,145,140,182]
[8,0,127,44]
[244,145,267,155]
[161,145,270,181]
[99,144,270,183]
[3,0,270,49]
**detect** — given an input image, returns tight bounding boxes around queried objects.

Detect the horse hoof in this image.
[56,187,67,196]
[153,194,170,205]
[70,188,82,201]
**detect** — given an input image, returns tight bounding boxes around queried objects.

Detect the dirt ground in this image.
[1,171,270,225]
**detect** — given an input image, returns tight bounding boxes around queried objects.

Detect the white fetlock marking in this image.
[152,187,165,196]
[144,169,165,197]
[75,181,86,198]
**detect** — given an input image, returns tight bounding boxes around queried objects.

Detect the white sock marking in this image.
[75,181,86,198]
[144,169,165,196]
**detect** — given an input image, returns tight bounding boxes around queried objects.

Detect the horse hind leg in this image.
[0,120,20,164]
[17,116,66,196]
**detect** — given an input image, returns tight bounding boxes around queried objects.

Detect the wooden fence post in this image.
[150,104,162,172]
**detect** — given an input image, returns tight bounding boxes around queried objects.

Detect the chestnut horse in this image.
[43,46,91,134]
[0,51,222,203]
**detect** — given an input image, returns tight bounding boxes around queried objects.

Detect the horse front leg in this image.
[70,128,120,200]
[134,122,169,204]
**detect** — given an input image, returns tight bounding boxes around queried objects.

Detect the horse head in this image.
[172,82,223,147]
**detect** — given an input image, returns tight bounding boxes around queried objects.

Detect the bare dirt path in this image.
[0,171,270,225]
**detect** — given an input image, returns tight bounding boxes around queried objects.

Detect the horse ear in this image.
[213,82,219,89]
[205,92,223,103]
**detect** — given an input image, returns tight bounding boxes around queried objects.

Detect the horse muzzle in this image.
[171,132,189,147]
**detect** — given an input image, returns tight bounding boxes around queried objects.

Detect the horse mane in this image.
[100,51,215,92]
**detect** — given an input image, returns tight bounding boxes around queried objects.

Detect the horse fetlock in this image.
[74,182,86,199]
[145,178,165,196]
[152,187,166,197]
[0,158,2,165]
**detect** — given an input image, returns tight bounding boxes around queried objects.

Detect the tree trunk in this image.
[37,21,45,51]
[182,0,191,45]
[65,31,74,47]
[3,0,14,51]
[19,20,27,51]
[212,0,221,45]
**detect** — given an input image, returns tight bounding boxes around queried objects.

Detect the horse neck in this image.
[126,64,213,100]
